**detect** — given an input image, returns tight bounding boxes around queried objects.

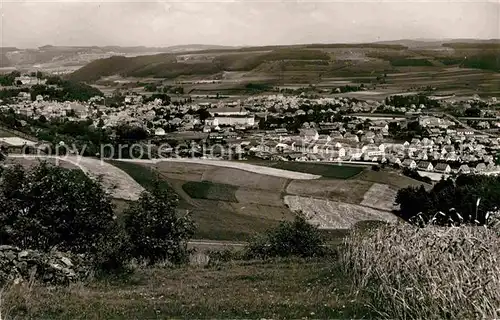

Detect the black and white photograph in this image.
[0,0,499,318]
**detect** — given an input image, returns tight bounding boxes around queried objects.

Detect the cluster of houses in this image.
[4,93,374,136]
[4,89,500,179]
[248,113,500,177]
[399,159,488,175]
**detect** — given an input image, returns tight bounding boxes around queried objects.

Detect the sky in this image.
[0,0,499,48]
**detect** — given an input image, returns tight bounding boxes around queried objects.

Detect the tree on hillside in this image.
[0,163,118,257]
[396,175,500,226]
[464,106,481,117]
[124,181,195,265]
[115,124,148,142]
[196,108,211,121]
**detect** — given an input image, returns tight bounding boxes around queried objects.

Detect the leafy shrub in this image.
[341,224,500,319]
[205,248,243,267]
[124,183,195,265]
[0,163,116,256]
[92,221,132,274]
[245,215,325,259]
[0,162,132,274]
[401,167,432,184]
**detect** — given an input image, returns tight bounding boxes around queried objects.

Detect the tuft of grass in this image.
[341,223,500,319]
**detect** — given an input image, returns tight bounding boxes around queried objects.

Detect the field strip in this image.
[284,195,397,229]
[360,183,397,211]
[8,155,144,201]
[116,158,321,180]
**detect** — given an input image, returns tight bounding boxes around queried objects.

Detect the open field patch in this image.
[190,199,293,240]
[235,188,284,207]
[284,195,397,229]
[118,158,320,180]
[182,181,238,202]
[360,183,398,211]
[286,179,373,204]
[271,162,365,179]
[153,161,209,181]
[0,128,17,137]
[357,169,431,190]
[202,167,290,191]
[4,156,80,171]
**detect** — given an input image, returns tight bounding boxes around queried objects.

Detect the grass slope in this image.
[3,258,373,319]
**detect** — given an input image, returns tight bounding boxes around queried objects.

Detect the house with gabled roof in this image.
[417,161,434,172]
[402,159,417,169]
[299,128,319,141]
[458,164,471,174]
[343,133,359,143]
[330,132,344,141]
[434,163,451,174]
[388,156,402,166]
[446,153,460,162]
[411,138,421,145]
[476,163,487,172]
[421,137,434,146]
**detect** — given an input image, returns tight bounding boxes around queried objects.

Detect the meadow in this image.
[0,257,373,319]
[111,159,428,239]
[271,162,365,179]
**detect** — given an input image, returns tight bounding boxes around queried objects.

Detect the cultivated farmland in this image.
[284,195,398,229]
[182,181,239,202]
[271,162,365,179]
[286,179,374,204]
[360,183,398,211]
[127,158,320,180]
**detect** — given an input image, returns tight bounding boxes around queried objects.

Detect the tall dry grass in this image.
[341,223,500,319]
[0,271,37,320]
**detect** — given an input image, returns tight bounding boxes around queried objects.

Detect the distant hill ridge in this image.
[68,40,500,82]
[68,43,410,82]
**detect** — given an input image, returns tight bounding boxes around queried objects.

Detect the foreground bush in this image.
[341,224,500,319]
[0,163,116,257]
[245,215,325,259]
[124,183,195,265]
